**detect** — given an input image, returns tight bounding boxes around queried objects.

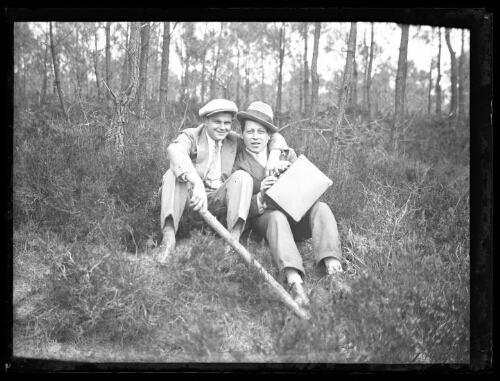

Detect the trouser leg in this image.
[209,170,253,232]
[253,210,306,279]
[160,169,190,233]
[292,201,342,271]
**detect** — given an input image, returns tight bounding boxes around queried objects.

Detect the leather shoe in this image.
[289,282,309,307]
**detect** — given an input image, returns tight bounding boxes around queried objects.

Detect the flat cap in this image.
[199,99,238,118]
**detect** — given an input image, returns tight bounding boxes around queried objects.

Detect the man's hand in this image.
[260,176,278,196]
[277,161,291,174]
[185,172,208,213]
[265,149,283,177]
[258,175,278,207]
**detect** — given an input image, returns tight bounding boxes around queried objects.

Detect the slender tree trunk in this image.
[49,22,69,123]
[276,22,285,128]
[327,22,357,174]
[435,27,442,113]
[303,22,310,118]
[428,57,433,114]
[304,22,321,156]
[391,24,410,146]
[93,29,101,100]
[106,22,141,155]
[210,23,223,100]
[244,55,250,109]
[236,42,241,108]
[309,22,321,118]
[366,22,375,121]
[120,23,130,91]
[260,48,265,101]
[445,28,458,119]
[105,22,112,107]
[138,22,151,125]
[299,59,303,116]
[41,42,49,105]
[361,29,368,111]
[160,22,170,121]
[349,59,357,118]
[458,29,466,121]
[200,54,207,105]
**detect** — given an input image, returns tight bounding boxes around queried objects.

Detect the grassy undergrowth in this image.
[12,107,469,364]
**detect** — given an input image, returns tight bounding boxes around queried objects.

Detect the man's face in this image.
[205,112,234,141]
[242,120,271,154]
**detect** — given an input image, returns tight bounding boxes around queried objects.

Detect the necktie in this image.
[206,142,220,181]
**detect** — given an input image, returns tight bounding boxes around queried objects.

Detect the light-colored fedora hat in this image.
[199,99,238,118]
[236,101,278,133]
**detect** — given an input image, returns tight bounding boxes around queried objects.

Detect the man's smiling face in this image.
[205,112,234,141]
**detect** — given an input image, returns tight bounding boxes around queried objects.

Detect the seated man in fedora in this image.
[233,101,343,307]
[156,99,289,264]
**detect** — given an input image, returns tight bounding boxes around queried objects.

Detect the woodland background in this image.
[8,11,492,370]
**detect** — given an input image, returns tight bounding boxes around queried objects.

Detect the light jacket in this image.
[167,124,288,183]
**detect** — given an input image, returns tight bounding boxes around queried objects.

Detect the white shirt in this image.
[204,132,224,190]
[246,148,268,168]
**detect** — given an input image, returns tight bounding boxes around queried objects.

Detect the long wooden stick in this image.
[198,209,311,320]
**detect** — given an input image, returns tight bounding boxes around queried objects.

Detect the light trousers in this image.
[252,201,342,279]
[160,169,254,233]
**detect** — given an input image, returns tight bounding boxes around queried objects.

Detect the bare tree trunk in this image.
[303,22,321,156]
[120,23,130,91]
[260,48,265,101]
[236,44,241,109]
[210,23,223,100]
[445,28,458,120]
[276,22,285,128]
[428,57,433,114]
[138,22,151,126]
[327,22,357,174]
[159,22,170,121]
[458,29,466,121]
[93,29,101,100]
[361,29,368,111]
[349,59,357,118]
[391,24,410,146]
[49,22,69,124]
[303,22,310,118]
[200,56,207,105]
[435,27,442,113]
[106,22,141,155]
[309,22,321,119]
[298,59,303,116]
[244,55,250,109]
[104,22,112,108]
[366,22,375,121]
[41,42,49,105]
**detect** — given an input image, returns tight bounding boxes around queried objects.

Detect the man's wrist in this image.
[258,192,266,204]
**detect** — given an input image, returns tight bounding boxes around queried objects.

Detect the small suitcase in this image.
[265,154,333,223]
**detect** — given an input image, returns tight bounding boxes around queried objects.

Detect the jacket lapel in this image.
[221,137,237,180]
[195,127,209,177]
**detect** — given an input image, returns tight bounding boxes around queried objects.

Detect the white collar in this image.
[205,130,223,147]
[246,148,268,167]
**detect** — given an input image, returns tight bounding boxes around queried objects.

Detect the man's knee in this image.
[162,169,175,183]
[231,170,253,184]
[267,210,289,227]
[311,201,337,223]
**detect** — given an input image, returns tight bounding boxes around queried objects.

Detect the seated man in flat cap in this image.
[233,101,343,307]
[156,99,289,264]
